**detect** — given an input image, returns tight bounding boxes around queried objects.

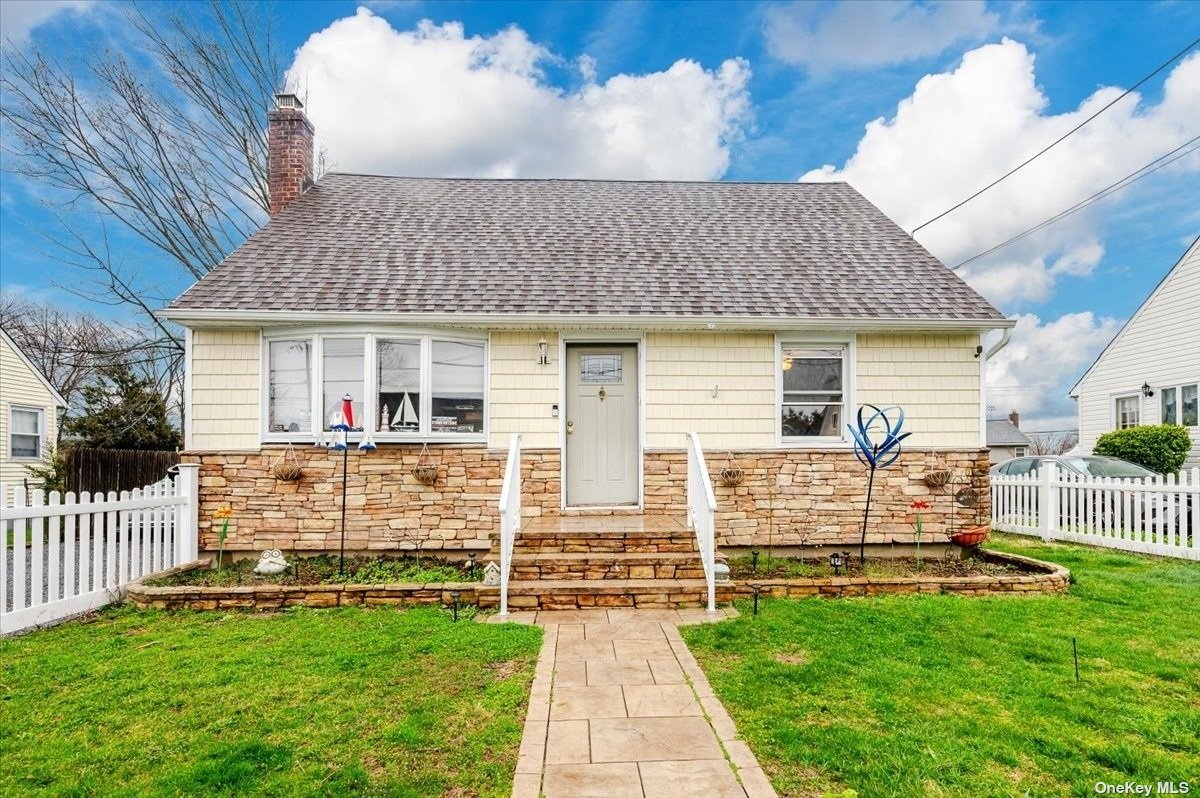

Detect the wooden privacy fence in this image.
[992,466,1200,560]
[1,464,199,634]
[64,448,180,496]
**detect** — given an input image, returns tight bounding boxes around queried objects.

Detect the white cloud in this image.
[286,9,752,180]
[801,39,1198,428]
[0,0,92,44]
[802,39,1200,304]
[764,1,999,71]
[987,312,1122,429]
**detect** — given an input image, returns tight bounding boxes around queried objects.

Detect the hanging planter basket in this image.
[923,469,952,488]
[718,453,745,487]
[271,443,304,482]
[412,443,439,485]
[950,526,990,547]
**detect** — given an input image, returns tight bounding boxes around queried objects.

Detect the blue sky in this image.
[1,0,1198,430]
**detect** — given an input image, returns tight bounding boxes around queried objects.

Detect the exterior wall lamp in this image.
[538,336,550,365]
[1142,382,1154,398]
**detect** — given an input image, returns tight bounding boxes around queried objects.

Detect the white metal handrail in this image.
[685,432,717,613]
[497,433,522,615]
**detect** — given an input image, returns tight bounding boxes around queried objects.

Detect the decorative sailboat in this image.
[391,392,419,430]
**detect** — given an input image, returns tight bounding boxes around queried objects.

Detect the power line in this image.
[951,135,1200,270]
[911,36,1200,236]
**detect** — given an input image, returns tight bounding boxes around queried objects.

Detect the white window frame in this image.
[1160,382,1199,428]
[776,334,855,447]
[8,404,46,461]
[260,328,489,444]
[1112,392,1141,431]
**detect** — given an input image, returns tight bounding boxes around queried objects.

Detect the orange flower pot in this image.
[950,526,989,547]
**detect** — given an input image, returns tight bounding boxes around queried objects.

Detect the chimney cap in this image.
[274,93,303,111]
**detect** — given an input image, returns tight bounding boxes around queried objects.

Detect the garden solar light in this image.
[450,590,462,622]
[829,550,844,575]
[751,549,760,572]
[466,552,477,574]
[751,582,763,616]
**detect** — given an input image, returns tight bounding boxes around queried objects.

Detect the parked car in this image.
[990,455,1155,479]
[990,455,1194,534]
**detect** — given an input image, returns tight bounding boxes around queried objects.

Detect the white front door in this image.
[565,345,639,506]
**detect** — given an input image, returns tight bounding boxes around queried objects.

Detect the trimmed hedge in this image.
[1093,424,1192,475]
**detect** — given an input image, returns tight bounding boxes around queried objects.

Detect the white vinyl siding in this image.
[0,333,62,483]
[1074,239,1200,468]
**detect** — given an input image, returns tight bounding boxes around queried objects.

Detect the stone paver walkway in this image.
[487,608,777,798]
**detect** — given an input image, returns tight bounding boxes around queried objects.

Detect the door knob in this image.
[566,420,574,435]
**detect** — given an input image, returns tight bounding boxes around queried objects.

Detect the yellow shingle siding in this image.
[644,332,777,450]
[488,331,559,449]
[856,332,982,448]
[0,334,61,485]
[189,329,260,450]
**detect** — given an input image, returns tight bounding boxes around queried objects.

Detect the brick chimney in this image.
[267,93,314,216]
[1008,410,1020,429]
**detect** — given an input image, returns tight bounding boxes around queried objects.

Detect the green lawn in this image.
[1,606,542,797]
[682,534,1200,798]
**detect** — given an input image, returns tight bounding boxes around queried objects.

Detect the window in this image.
[1183,384,1198,427]
[9,406,43,459]
[580,354,622,383]
[1114,395,1140,429]
[268,340,311,433]
[1005,458,1035,476]
[431,340,485,434]
[1158,383,1197,427]
[1012,447,1027,458]
[377,339,421,432]
[780,345,845,439]
[322,338,364,428]
[1162,387,1178,425]
[264,332,487,440]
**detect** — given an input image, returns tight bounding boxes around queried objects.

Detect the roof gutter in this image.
[984,326,1013,360]
[156,308,1016,332]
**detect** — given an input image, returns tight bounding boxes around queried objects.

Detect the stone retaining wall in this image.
[731,550,1069,599]
[185,445,989,553]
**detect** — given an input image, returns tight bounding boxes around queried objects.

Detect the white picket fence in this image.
[1,464,199,634]
[991,466,1200,560]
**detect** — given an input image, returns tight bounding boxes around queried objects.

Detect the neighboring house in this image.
[0,328,67,486]
[1069,237,1200,469]
[986,411,1032,463]
[160,95,1012,575]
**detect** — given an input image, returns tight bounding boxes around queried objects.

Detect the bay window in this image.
[267,339,311,434]
[431,340,485,434]
[779,343,848,441]
[263,332,486,441]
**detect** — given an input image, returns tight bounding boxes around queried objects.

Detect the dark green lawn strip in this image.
[1,606,542,797]
[682,535,1200,798]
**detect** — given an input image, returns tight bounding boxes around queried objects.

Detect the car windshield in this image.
[1062,457,1155,479]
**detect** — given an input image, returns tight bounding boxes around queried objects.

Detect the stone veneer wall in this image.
[186,446,988,553]
[645,449,991,548]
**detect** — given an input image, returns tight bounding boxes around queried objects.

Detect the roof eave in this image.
[157,308,1015,332]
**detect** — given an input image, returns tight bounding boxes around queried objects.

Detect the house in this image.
[1069,237,1200,469]
[0,328,67,486]
[986,411,1032,463]
[159,95,1012,604]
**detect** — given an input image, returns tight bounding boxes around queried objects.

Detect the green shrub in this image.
[1093,424,1192,475]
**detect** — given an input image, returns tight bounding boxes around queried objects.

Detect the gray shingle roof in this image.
[167,174,1006,321]
[987,419,1032,447]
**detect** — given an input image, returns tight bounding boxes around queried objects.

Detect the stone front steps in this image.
[511,552,706,581]
[485,514,722,610]
[478,578,735,611]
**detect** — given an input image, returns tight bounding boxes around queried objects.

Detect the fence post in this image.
[1039,464,1056,541]
[175,463,200,565]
